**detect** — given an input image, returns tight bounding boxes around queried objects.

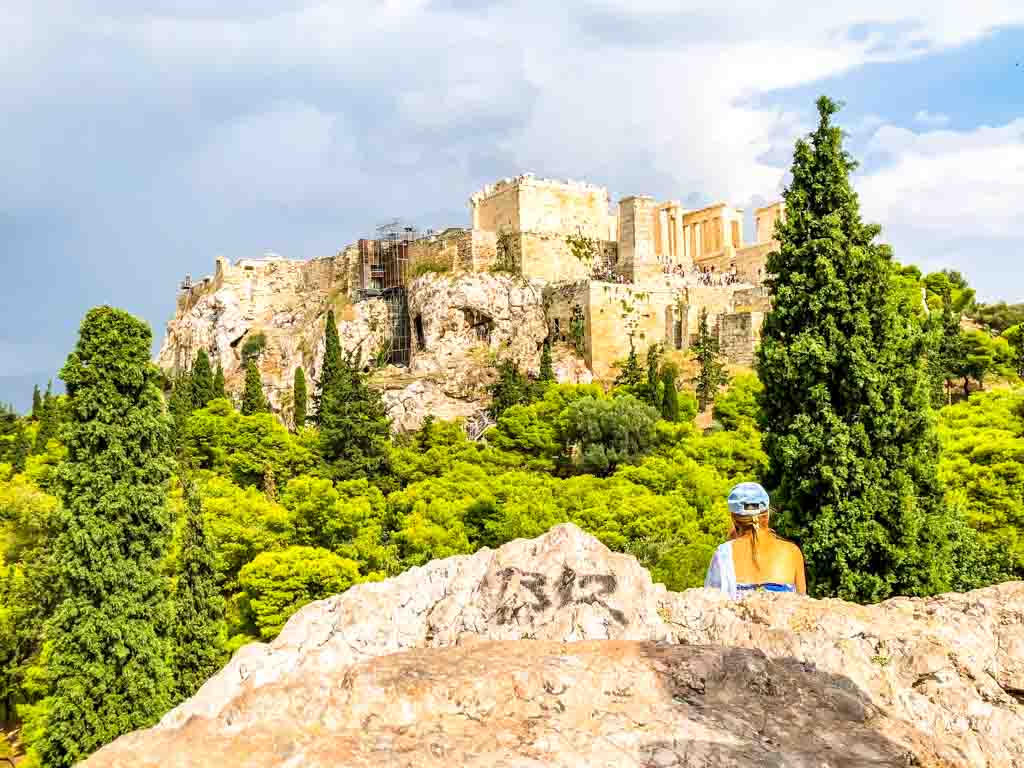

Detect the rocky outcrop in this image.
[157,253,388,421]
[407,272,549,398]
[85,524,1024,768]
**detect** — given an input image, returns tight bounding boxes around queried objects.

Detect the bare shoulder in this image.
[776,537,804,560]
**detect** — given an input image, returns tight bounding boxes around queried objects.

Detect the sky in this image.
[1,1,1023,411]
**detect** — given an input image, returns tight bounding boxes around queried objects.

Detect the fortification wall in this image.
[471,174,611,239]
[719,311,764,366]
[585,281,676,377]
[735,242,774,283]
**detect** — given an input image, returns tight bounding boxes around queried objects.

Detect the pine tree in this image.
[241,360,269,416]
[212,364,227,402]
[539,341,555,383]
[32,382,55,455]
[319,350,391,481]
[757,97,955,603]
[488,359,532,418]
[12,423,30,474]
[315,310,342,424]
[191,350,214,409]
[172,476,226,701]
[614,338,644,387]
[293,367,308,430]
[31,385,42,420]
[660,363,680,422]
[694,310,727,412]
[38,306,174,766]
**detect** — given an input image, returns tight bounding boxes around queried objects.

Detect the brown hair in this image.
[730,509,772,566]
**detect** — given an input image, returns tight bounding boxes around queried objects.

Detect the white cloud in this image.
[914,110,950,126]
[857,119,1024,300]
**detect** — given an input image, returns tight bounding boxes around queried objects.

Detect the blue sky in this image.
[1,1,1022,411]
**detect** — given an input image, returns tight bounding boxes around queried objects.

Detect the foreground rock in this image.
[84,524,1024,767]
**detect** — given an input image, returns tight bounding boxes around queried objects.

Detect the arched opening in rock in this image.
[415,315,426,350]
[462,308,494,345]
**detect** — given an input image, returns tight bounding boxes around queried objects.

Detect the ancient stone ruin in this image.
[158,173,782,429]
[83,523,1024,767]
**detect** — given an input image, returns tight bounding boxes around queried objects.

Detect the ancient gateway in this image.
[159,173,782,429]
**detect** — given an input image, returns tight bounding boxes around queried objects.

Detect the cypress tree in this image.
[644,343,661,405]
[32,382,55,455]
[12,423,30,474]
[191,350,214,409]
[293,367,308,430]
[315,310,342,423]
[38,306,174,766]
[319,350,391,481]
[614,338,644,387]
[757,97,954,603]
[31,384,42,420]
[660,363,680,422]
[539,341,555,383]
[241,360,269,416]
[694,309,727,412]
[172,476,226,701]
[169,372,194,452]
[212,364,227,402]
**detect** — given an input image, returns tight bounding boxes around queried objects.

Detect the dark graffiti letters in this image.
[493,564,628,626]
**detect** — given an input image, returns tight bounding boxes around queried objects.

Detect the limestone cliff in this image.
[84,524,1024,768]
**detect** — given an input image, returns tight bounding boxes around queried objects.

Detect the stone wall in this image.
[719,311,764,366]
[585,281,676,377]
[734,241,774,283]
[471,174,611,241]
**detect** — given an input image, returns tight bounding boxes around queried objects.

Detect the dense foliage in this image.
[38,307,176,767]
[757,97,959,602]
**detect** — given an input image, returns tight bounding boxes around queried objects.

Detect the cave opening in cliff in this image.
[462,309,494,344]
[414,315,426,351]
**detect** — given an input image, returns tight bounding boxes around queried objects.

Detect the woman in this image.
[704,482,806,599]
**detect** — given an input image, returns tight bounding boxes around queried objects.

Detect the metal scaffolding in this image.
[358,221,417,367]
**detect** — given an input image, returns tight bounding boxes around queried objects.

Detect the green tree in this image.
[318,350,392,482]
[241,360,269,416]
[31,385,42,420]
[213,363,227,402]
[757,97,955,603]
[489,359,533,419]
[240,332,267,365]
[660,363,680,422]
[172,476,226,701]
[957,330,996,397]
[169,372,194,451]
[32,382,55,455]
[614,339,644,388]
[559,394,659,476]
[694,309,727,412]
[315,310,342,423]
[1003,324,1024,378]
[237,546,360,640]
[643,344,662,406]
[191,349,214,409]
[292,367,308,430]
[11,424,29,475]
[38,306,175,767]
[713,373,764,431]
[539,341,555,384]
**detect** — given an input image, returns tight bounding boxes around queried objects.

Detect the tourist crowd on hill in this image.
[662,263,743,286]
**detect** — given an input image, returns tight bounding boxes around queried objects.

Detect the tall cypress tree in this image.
[660,363,680,422]
[191,350,214,409]
[172,475,226,700]
[315,310,342,423]
[538,341,555,383]
[293,367,308,430]
[38,306,174,766]
[12,423,30,474]
[241,360,269,416]
[694,309,727,412]
[644,343,661,405]
[319,350,390,481]
[32,382,55,455]
[757,97,954,603]
[169,371,194,452]
[31,385,42,420]
[212,363,227,402]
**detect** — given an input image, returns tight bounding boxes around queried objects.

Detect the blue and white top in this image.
[704,541,797,600]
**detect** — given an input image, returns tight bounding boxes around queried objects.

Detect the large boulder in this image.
[83,524,1024,767]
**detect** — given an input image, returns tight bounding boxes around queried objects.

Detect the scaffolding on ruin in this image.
[358,221,418,367]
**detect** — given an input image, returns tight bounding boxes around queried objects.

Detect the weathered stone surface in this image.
[407,272,548,398]
[380,377,481,432]
[84,524,1024,768]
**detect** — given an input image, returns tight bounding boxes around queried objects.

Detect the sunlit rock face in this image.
[84,524,1024,768]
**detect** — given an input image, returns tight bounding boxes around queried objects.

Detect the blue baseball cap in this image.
[727,482,770,516]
